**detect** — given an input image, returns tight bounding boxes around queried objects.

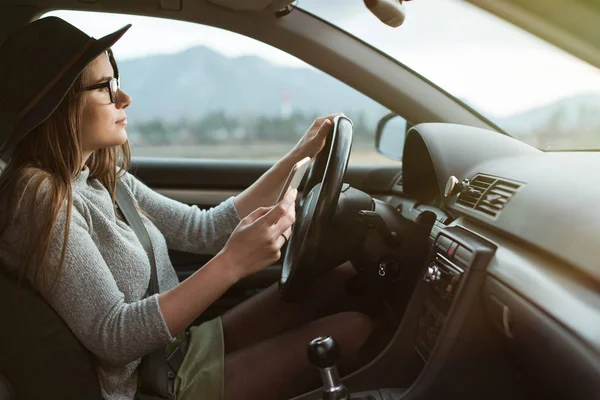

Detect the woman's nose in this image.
[117,88,132,109]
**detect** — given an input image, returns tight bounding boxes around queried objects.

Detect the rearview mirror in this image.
[375,113,411,160]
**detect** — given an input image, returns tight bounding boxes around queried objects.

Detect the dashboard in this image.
[295,122,600,400]
[314,122,600,400]
[401,123,600,278]
[390,123,600,399]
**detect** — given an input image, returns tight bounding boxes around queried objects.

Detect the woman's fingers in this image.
[317,113,344,124]
[274,234,287,249]
[244,206,271,224]
[317,119,332,139]
[273,205,295,236]
[262,189,297,225]
[223,189,299,279]
[282,227,292,241]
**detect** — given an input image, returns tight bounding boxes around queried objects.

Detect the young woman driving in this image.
[0,17,373,400]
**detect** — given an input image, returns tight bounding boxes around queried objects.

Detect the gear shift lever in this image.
[307,336,350,400]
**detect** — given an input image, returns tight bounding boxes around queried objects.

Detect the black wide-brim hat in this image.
[0,16,131,157]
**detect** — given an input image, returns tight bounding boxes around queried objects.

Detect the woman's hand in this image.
[220,189,297,282]
[290,113,345,161]
[231,113,343,220]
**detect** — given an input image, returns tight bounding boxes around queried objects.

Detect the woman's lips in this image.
[116,118,127,125]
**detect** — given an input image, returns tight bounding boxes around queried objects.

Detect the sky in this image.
[45,0,600,118]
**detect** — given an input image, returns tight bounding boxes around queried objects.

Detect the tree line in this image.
[126,110,377,147]
[523,105,600,150]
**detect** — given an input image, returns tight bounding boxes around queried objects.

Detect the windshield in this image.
[301,0,600,151]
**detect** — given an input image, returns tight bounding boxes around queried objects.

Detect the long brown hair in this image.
[0,49,131,298]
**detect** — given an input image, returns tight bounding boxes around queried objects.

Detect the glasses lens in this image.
[110,78,119,103]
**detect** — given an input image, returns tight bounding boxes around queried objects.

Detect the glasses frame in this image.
[83,77,120,104]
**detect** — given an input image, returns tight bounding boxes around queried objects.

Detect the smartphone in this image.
[275,156,311,204]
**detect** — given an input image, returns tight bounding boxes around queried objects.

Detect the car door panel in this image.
[132,157,400,196]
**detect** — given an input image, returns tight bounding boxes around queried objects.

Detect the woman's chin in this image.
[112,129,129,146]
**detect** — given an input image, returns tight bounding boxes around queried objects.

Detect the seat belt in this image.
[115,181,158,296]
[115,180,189,400]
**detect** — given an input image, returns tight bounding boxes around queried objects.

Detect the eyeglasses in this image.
[83,77,120,104]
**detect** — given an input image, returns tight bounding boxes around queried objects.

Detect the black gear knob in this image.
[307,336,340,368]
[307,336,349,400]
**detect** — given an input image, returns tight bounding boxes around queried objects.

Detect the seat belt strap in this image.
[115,180,159,296]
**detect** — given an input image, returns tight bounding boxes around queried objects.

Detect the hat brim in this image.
[7,24,132,154]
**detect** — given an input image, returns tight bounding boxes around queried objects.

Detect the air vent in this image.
[457,175,522,218]
[457,175,494,208]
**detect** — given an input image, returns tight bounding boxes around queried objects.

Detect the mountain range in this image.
[118,46,388,125]
[118,45,600,137]
[497,93,600,135]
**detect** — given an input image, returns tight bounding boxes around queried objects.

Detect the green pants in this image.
[174,317,224,400]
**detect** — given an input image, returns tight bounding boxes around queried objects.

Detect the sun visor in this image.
[208,0,295,11]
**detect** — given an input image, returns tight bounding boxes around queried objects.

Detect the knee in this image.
[331,261,356,281]
[344,311,373,340]
[308,262,356,299]
[330,311,373,354]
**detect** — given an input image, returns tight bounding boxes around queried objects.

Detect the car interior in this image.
[1,0,599,399]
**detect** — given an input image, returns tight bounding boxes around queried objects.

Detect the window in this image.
[44,10,398,165]
[302,0,600,151]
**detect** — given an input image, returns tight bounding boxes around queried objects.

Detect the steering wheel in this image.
[279,115,353,300]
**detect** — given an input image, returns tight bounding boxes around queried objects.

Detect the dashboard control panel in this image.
[415,231,478,361]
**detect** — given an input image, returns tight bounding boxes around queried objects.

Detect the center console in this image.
[293,225,497,400]
[415,227,494,363]
[415,250,463,360]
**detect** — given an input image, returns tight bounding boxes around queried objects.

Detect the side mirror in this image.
[375,113,412,160]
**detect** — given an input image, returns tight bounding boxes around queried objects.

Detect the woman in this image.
[0,16,373,400]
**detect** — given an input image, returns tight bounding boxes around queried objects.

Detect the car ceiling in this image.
[2,0,599,72]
